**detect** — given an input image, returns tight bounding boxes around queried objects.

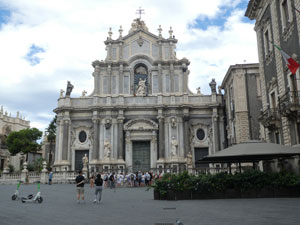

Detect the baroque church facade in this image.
[53,19,226,172]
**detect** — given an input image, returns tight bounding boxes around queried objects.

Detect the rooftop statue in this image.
[65,81,74,97]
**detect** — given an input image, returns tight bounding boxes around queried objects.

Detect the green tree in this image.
[45,115,57,165]
[6,128,42,160]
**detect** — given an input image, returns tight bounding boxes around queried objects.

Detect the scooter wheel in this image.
[21,198,26,203]
[37,197,43,203]
[11,194,17,200]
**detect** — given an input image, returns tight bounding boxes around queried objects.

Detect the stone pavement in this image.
[1,184,300,225]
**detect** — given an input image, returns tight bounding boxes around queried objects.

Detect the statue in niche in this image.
[171,117,177,128]
[105,118,112,129]
[104,139,111,159]
[65,81,74,97]
[82,154,88,168]
[171,136,178,158]
[187,151,193,165]
[136,78,146,96]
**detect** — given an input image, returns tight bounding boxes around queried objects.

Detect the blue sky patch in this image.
[0,8,11,28]
[189,1,253,30]
[25,44,45,66]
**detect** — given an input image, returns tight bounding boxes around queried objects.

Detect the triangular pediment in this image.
[122,29,161,42]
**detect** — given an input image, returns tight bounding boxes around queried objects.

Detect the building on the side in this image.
[0,106,30,171]
[53,18,226,172]
[246,0,300,146]
[221,63,262,146]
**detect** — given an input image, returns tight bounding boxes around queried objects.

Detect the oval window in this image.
[78,131,87,143]
[196,129,205,141]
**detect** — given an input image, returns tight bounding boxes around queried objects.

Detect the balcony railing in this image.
[259,108,281,129]
[279,91,300,117]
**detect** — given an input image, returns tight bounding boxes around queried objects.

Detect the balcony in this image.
[279,91,300,119]
[259,108,281,129]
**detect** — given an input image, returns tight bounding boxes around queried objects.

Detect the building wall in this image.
[54,19,225,172]
[246,0,300,147]
[0,107,30,171]
[221,64,261,146]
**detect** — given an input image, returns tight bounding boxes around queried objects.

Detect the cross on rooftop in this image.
[136,7,145,19]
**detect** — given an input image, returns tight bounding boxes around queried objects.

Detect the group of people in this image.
[75,170,161,204]
[76,170,104,204]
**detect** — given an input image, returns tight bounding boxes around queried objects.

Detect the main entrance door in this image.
[132,141,150,172]
[194,147,209,168]
[75,150,89,171]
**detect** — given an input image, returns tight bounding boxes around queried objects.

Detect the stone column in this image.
[107,65,111,94]
[125,131,132,171]
[62,119,70,161]
[119,64,123,94]
[158,63,162,93]
[151,131,158,168]
[92,118,100,161]
[182,115,190,157]
[212,112,219,153]
[158,116,165,159]
[170,63,174,93]
[94,65,101,95]
[56,118,63,162]
[117,116,125,160]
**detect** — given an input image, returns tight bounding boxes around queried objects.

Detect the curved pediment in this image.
[124,118,158,131]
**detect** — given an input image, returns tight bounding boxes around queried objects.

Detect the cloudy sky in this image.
[0,0,257,133]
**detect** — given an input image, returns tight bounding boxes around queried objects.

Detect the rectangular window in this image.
[264,29,270,55]
[174,74,179,92]
[281,0,292,30]
[263,23,273,58]
[165,74,170,92]
[152,74,159,93]
[124,75,129,94]
[111,76,117,94]
[297,123,300,144]
[270,92,276,108]
[275,132,280,144]
[103,76,108,94]
[112,48,117,60]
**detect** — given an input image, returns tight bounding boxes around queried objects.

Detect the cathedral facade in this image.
[53,19,226,172]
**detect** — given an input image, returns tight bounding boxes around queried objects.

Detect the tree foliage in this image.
[6,128,42,156]
[45,115,57,143]
[45,115,57,165]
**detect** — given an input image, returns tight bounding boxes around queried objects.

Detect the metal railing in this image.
[279,91,300,110]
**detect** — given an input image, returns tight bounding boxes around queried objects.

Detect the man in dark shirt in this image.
[75,170,85,203]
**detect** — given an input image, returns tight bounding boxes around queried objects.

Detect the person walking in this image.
[75,170,85,203]
[93,173,103,204]
[109,172,116,192]
[48,170,53,185]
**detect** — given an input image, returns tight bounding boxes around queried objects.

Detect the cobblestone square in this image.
[1,184,300,225]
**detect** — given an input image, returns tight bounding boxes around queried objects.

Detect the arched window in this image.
[134,64,148,96]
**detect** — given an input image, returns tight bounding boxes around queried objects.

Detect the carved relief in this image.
[124,118,158,131]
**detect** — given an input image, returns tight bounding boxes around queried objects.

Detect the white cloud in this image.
[0,0,257,131]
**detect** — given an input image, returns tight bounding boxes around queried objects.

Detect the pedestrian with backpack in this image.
[109,172,116,191]
[93,173,103,204]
